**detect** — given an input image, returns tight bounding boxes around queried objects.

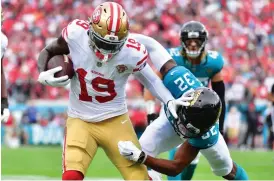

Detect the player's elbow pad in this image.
[212,81,225,100]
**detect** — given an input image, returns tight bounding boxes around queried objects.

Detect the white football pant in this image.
[139,109,233,176]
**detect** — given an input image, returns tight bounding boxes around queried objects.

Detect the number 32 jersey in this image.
[62,19,148,122]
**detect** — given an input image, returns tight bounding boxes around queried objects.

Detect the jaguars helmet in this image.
[180,21,208,58]
[89,2,129,62]
[172,87,221,138]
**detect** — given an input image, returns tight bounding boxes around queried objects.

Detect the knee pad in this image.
[62,170,84,180]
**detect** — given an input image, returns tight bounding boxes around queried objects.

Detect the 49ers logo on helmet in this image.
[92,7,102,24]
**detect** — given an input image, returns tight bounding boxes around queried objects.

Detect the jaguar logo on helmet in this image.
[92,7,102,24]
[189,89,202,106]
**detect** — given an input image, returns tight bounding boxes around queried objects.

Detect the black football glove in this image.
[147,113,159,125]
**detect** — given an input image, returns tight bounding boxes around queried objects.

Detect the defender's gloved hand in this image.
[118,141,147,164]
[147,113,158,125]
[167,89,194,119]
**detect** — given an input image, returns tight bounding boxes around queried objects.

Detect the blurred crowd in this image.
[1,0,274,149]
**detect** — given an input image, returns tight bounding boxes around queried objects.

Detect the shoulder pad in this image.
[124,36,149,72]
[207,50,224,74]
[62,19,89,42]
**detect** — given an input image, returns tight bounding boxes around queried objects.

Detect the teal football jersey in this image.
[188,124,219,149]
[167,47,224,86]
[163,66,219,149]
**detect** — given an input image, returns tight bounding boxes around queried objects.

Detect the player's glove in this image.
[167,89,194,119]
[147,113,158,125]
[145,100,158,124]
[1,97,10,123]
[38,66,70,87]
[118,141,147,164]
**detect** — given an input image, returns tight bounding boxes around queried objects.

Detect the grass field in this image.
[1,146,274,180]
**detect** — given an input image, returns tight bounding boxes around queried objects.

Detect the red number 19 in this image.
[126,38,141,51]
[76,68,117,103]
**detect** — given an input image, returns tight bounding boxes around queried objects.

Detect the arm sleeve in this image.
[131,33,172,71]
[212,80,226,134]
[134,63,174,104]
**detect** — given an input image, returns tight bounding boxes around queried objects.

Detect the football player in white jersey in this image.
[1,12,10,123]
[37,2,191,180]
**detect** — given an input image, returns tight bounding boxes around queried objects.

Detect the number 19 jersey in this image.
[62,19,148,122]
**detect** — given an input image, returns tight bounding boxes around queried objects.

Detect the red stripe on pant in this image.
[62,127,67,172]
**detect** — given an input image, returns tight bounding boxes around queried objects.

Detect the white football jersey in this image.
[62,19,148,122]
[1,31,8,58]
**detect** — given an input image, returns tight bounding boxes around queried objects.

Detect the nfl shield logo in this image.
[116,65,128,73]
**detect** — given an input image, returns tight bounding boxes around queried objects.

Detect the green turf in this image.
[1,146,274,180]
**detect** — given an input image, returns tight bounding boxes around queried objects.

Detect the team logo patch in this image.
[92,7,102,24]
[116,65,128,73]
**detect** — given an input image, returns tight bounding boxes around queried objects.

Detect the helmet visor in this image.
[90,31,126,54]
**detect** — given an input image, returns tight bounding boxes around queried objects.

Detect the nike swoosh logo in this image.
[124,152,133,156]
[121,120,128,124]
[45,80,52,86]
[170,70,178,75]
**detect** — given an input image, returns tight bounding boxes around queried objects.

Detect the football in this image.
[46,55,74,79]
